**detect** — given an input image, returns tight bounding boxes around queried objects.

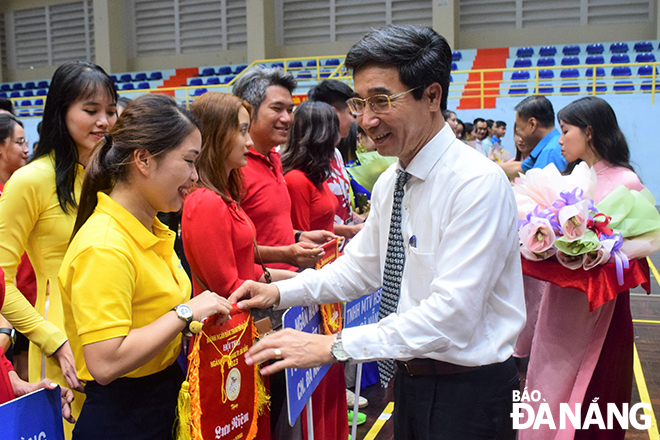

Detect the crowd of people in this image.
[0,23,649,440]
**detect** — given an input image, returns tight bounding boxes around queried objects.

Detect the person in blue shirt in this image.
[515,95,567,172]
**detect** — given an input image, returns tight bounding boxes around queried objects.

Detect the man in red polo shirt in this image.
[233,67,335,271]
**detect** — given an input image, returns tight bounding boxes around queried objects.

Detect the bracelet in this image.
[294,231,303,242]
[0,328,16,348]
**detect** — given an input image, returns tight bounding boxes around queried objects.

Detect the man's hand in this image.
[299,230,337,246]
[229,280,281,311]
[287,242,324,268]
[244,329,336,375]
[9,373,76,423]
[52,341,83,392]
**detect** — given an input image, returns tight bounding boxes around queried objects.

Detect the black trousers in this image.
[73,362,184,440]
[393,357,519,440]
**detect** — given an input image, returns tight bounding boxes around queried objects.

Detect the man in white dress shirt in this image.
[230,25,526,440]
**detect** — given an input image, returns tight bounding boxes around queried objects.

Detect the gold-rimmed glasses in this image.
[346,87,420,116]
[12,138,28,147]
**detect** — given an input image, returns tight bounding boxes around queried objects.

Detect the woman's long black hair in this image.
[282,100,339,188]
[32,61,117,214]
[557,96,634,172]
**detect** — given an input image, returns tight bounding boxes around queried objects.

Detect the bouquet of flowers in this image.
[514,162,660,286]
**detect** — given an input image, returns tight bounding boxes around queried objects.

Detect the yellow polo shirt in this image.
[59,192,190,382]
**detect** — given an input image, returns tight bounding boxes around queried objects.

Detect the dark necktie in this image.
[378,170,411,386]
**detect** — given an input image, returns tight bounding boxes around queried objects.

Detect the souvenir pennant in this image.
[315,238,343,335]
[176,307,269,440]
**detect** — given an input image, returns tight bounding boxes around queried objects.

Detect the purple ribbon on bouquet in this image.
[552,188,597,217]
[602,232,628,285]
[519,205,561,232]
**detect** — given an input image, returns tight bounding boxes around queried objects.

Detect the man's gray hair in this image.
[232,67,297,118]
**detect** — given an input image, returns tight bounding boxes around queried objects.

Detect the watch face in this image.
[177,304,193,320]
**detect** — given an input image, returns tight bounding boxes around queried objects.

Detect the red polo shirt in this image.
[241,147,296,271]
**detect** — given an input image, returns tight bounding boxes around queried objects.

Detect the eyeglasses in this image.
[12,138,28,147]
[346,87,420,116]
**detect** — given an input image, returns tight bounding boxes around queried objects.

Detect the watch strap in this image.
[0,327,15,346]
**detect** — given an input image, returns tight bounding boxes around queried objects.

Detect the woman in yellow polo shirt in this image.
[59,94,232,439]
[0,61,117,435]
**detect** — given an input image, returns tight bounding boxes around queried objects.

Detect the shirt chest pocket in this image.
[403,248,435,304]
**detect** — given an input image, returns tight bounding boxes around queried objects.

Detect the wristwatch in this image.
[0,327,16,348]
[330,331,350,363]
[172,304,194,337]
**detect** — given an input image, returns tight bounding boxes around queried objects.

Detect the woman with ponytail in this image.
[59,93,232,439]
[0,61,117,434]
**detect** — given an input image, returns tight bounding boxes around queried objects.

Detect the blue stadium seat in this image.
[320,70,332,78]
[271,62,284,69]
[586,43,604,54]
[119,74,132,83]
[193,88,207,96]
[20,100,31,107]
[121,83,134,90]
[539,69,554,79]
[234,65,247,74]
[512,71,530,80]
[641,81,658,92]
[201,67,216,76]
[0,93,6,98]
[206,77,220,85]
[10,92,20,98]
[19,110,30,117]
[25,82,36,90]
[610,54,630,64]
[610,42,629,53]
[189,78,203,86]
[288,61,303,69]
[583,67,605,77]
[149,72,163,81]
[537,57,556,67]
[516,47,534,58]
[451,63,457,71]
[137,82,150,90]
[110,75,118,83]
[297,71,313,79]
[514,59,532,68]
[135,73,147,82]
[34,99,44,106]
[215,66,231,75]
[12,83,23,91]
[223,75,235,84]
[586,82,607,93]
[537,84,554,94]
[638,65,657,76]
[563,45,580,56]
[613,81,634,92]
[634,41,653,53]
[560,83,580,93]
[636,53,656,63]
[612,66,632,77]
[23,90,34,97]
[585,55,604,65]
[306,60,317,67]
[1,85,10,92]
[37,81,48,89]
[325,59,340,66]
[560,69,579,79]
[561,56,579,66]
[508,86,528,95]
[36,89,47,96]
[539,46,557,57]
[452,51,462,61]
[32,110,43,117]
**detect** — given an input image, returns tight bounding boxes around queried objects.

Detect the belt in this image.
[395,359,481,376]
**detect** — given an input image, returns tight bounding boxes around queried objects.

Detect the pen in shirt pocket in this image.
[409,235,417,252]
